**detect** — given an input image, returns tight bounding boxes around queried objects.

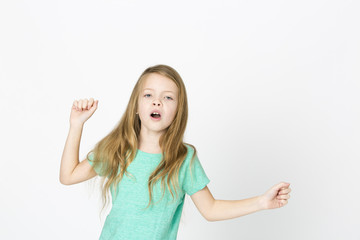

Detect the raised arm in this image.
[59,98,99,185]
[190,182,291,222]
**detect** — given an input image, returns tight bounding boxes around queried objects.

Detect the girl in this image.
[59,64,291,240]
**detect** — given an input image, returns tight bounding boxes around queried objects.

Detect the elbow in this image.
[203,201,217,222]
[59,175,72,185]
[204,200,217,222]
[205,217,213,222]
[205,215,217,222]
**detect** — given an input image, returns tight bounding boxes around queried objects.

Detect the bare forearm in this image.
[208,196,264,222]
[59,123,83,184]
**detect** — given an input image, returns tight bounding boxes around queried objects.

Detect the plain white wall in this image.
[0,0,359,239]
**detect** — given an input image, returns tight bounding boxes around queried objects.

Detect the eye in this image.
[165,96,173,100]
[144,94,151,97]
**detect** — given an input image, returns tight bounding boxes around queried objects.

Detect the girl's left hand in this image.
[259,182,291,210]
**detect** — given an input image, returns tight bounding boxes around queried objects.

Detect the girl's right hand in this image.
[70,98,99,126]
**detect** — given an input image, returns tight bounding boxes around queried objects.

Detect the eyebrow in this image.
[143,88,175,93]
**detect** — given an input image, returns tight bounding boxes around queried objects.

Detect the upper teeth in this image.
[152,112,160,115]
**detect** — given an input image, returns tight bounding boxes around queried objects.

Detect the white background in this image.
[1,0,359,239]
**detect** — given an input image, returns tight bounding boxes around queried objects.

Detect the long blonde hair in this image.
[87,64,196,214]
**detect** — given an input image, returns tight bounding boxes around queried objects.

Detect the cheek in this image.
[137,103,147,117]
[168,104,178,119]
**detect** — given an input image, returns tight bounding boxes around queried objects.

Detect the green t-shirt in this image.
[87,144,210,240]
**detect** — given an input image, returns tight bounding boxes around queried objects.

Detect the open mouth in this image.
[150,112,161,119]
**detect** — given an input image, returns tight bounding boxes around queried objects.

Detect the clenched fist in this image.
[70,98,99,126]
[258,182,291,210]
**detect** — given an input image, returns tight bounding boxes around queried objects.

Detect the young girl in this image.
[59,64,291,240]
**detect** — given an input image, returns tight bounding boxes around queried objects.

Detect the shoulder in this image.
[184,143,197,158]
[86,151,95,162]
[182,143,199,168]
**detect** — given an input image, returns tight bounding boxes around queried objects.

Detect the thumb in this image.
[91,100,99,109]
[272,182,290,191]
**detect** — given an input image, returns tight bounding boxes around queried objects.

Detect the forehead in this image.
[141,73,178,94]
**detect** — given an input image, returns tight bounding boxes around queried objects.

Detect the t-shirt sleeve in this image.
[182,148,210,196]
[87,152,104,177]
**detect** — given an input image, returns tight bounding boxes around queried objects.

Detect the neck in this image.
[138,128,164,154]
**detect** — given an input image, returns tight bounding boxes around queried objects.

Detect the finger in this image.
[73,100,78,110]
[76,99,82,111]
[273,182,290,192]
[82,99,88,110]
[280,199,288,207]
[277,194,290,200]
[279,188,291,194]
[74,100,82,111]
[88,98,94,109]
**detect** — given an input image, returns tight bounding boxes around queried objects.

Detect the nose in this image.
[152,99,161,107]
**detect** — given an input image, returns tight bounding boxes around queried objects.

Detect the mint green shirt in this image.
[87,144,210,240]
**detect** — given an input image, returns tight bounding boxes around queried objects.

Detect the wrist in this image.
[256,195,267,211]
[70,121,84,130]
